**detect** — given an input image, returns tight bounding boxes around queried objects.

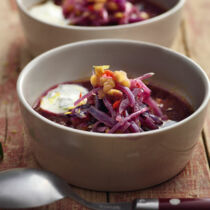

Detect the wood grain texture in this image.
[184,0,210,160]
[0,0,209,209]
[171,22,186,55]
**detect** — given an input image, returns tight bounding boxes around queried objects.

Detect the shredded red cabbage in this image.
[117,84,135,107]
[74,87,101,106]
[59,0,152,26]
[88,106,116,127]
[63,70,167,133]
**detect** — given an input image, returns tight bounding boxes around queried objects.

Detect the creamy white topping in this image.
[40,84,88,114]
[29,1,68,25]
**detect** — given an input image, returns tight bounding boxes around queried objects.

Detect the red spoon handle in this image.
[159,198,210,209]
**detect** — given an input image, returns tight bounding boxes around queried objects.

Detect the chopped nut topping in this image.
[90,65,130,98]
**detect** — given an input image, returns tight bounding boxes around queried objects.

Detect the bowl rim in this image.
[16,0,185,31]
[17,39,210,138]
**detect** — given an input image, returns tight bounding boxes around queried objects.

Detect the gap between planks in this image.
[3,107,8,144]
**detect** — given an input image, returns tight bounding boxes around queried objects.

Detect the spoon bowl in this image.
[0,168,67,208]
[0,168,132,210]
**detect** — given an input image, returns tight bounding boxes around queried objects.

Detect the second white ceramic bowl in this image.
[17,0,185,56]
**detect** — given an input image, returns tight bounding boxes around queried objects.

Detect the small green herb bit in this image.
[0,142,3,160]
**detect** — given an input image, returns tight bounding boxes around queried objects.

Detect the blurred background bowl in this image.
[17,0,185,56]
[17,39,210,191]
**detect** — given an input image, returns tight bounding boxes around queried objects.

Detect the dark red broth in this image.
[34,80,193,131]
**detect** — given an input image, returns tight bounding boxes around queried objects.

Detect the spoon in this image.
[0,168,131,209]
[0,168,210,210]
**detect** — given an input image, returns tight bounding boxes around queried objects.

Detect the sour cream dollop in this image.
[29,1,68,25]
[40,84,88,114]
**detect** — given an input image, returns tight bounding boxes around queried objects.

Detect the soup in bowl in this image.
[33,66,193,133]
[28,0,166,27]
[17,40,210,191]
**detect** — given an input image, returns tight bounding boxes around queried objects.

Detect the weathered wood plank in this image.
[184,0,210,160]
[171,21,186,55]
[0,0,209,209]
[0,1,106,209]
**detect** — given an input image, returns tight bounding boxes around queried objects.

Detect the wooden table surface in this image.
[0,0,210,209]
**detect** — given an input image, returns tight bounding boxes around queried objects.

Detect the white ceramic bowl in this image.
[17,0,185,56]
[17,40,210,191]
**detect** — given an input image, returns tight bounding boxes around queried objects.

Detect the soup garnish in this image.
[34,66,193,133]
[29,0,165,26]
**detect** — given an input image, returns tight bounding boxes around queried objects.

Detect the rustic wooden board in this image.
[0,1,210,210]
[183,0,210,161]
